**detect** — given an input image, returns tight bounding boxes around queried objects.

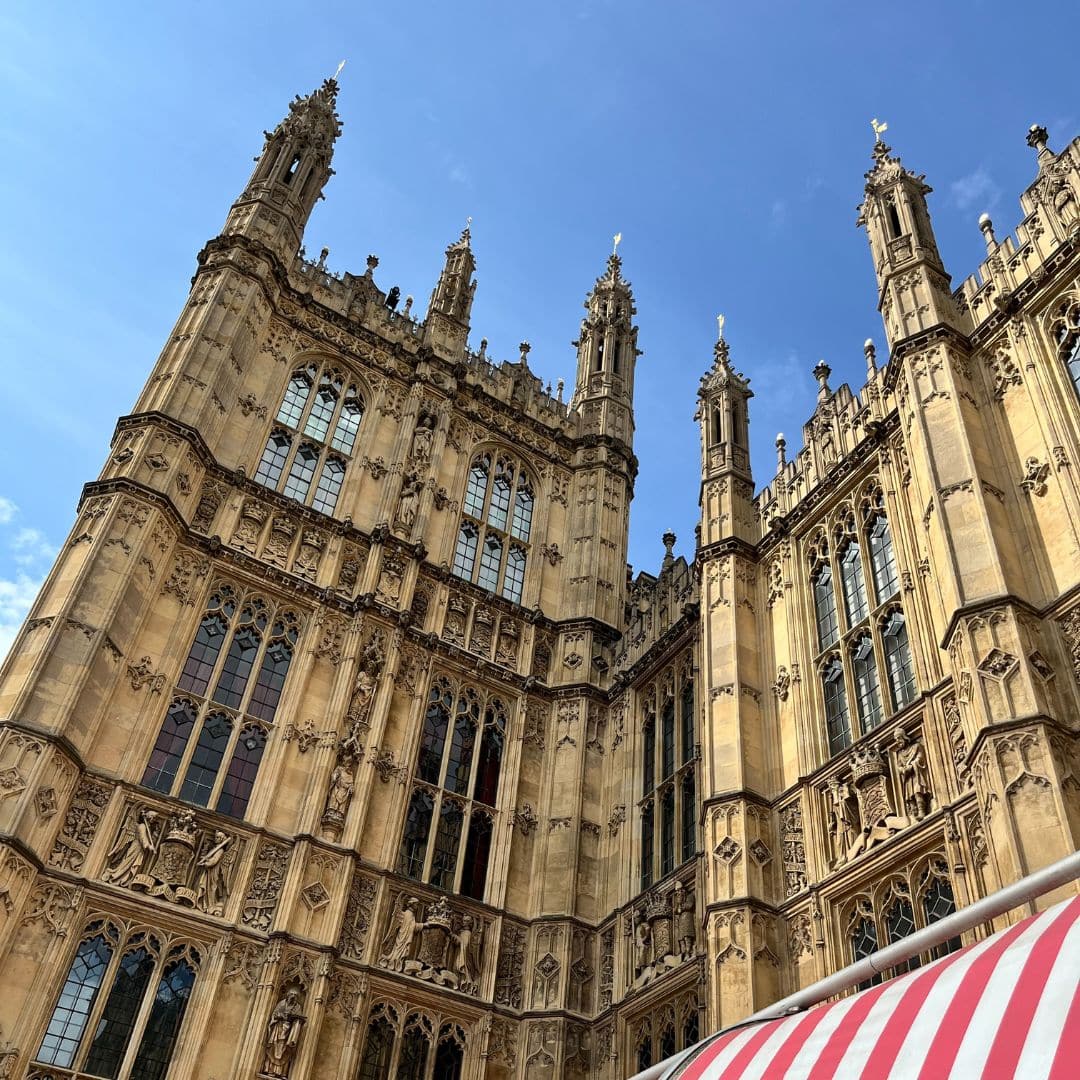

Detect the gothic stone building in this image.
[1,78,1079,1080]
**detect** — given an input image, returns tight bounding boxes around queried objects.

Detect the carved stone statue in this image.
[634,920,651,974]
[103,808,158,886]
[193,830,231,916]
[394,473,423,534]
[263,987,306,1077]
[674,881,696,960]
[453,913,483,994]
[346,668,377,726]
[894,729,932,822]
[323,752,356,823]
[826,779,859,867]
[410,414,435,467]
[380,895,421,972]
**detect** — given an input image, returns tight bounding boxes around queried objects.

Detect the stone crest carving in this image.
[378,894,484,995]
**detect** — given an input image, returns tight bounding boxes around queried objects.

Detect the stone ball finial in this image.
[518,341,532,364]
[978,213,997,253]
[776,433,787,468]
[864,338,877,374]
[662,530,677,552]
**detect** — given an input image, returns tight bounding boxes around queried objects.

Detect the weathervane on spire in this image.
[333,60,347,80]
[466,215,472,230]
[716,313,726,340]
[871,117,888,142]
[613,232,622,255]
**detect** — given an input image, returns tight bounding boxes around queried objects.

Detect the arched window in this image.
[1050,297,1080,399]
[640,666,697,889]
[658,1022,677,1061]
[822,656,852,755]
[882,882,920,974]
[660,785,676,877]
[254,361,364,517]
[433,1024,466,1080]
[452,452,534,603]
[921,861,963,958]
[812,562,839,650]
[848,899,882,991]
[640,800,654,892]
[681,772,696,862]
[397,677,504,900]
[358,1014,396,1080]
[850,634,883,731]
[397,1014,431,1080]
[682,1008,699,1050]
[838,537,869,627]
[141,585,297,819]
[882,609,916,710]
[637,1030,653,1071]
[865,492,899,602]
[35,927,198,1080]
[811,498,919,757]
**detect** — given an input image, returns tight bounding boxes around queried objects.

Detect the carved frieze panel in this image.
[337,870,378,962]
[242,838,290,932]
[49,776,112,873]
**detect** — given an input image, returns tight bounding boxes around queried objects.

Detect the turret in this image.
[222,76,342,263]
[570,244,639,449]
[856,124,965,347]
[424,224,477,357]
[697,319,754,548]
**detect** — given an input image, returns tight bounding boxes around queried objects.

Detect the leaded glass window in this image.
[254,360,364,517]
[839,539,869,627]
[453,451,534,602]
[850,634,883,731]
[883,610,916,710]
[813,563,839,650]
[141,585,298,819]
[397,676,505,900]
[823,656,852,755]
[35,927,198,1080]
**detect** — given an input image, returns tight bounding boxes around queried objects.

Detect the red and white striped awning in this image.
[662,892,1080,1080]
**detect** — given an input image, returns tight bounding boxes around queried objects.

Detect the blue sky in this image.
[1,1,1077,652]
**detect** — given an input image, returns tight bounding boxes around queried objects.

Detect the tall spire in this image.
[223,77,343,262]
[856,126,963,347]
[424,222,477,359]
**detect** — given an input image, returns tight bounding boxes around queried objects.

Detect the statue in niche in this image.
[826,779,859,868]
[634,920,651,974]
[410,412,435,468]
[380,895,421,972]
[674,881,696,960]
[322,750,356,829]
[193,830,231,916]
[263,987,306,1077]
[893,728,932,822]
[394,473,423,535]
[102,808,158,886]
[454,913,483,994]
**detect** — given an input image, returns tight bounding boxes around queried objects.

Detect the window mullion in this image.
[838,642,861,741]
[421,791,442,882]
[870,624,891,718]
[454,802,474,894]
[208,719,243,808]
[495,528,510,592]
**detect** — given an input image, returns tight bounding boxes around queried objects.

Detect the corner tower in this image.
[857,130,965,348]
[424,225,477,358]
[223,76,342,263]
[570,248,639,450]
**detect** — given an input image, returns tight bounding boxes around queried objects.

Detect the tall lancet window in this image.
[253,360,364,517]
[142,583,299,819]
[1051,296,1080,400]
[34,922,200,1080]
[808,483,920,760]
[452,451,533,604]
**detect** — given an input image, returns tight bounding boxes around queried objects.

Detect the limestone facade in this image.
[1,81,1079,1079]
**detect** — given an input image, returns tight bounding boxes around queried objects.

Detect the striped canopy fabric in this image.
[663,892,1080,1080]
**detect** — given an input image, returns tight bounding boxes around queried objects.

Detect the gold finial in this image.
[333,60,347,80]
[871,117,888,142]
[716,313,726,340]
[613,232,622,254]
[466,215,472,229]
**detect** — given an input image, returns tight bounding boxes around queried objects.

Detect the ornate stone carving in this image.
[21,881,79,936]
[607,804,626,837]
[292,528,325,580]
[789,911,813,958]
[772,665,791,701]
[1019,456,1050,497]
[263,987,307,1077]
[104,805,239,915]
[49,777,111,872]
[512,803,539,835]
[264,514,298,569]
[893,728,933,821]
[231,499,267,553]
[336,541,368,596]
[377,894,484,994]
[320,750,357,836]
[162,549,210,604]
[126,655,166,694]
[242,839,290,932]
[337,871,377,961]
[375,550,407,606]
[673,880,696,960]
[494,922,526,1009]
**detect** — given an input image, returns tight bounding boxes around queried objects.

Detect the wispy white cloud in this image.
[0,498,56,660]
[950,167,1000,212]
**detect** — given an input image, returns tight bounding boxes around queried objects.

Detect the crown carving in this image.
[850,743,887,784]
[643,890,670,921]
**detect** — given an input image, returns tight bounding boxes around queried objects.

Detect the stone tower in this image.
[1,75,1079,1080]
